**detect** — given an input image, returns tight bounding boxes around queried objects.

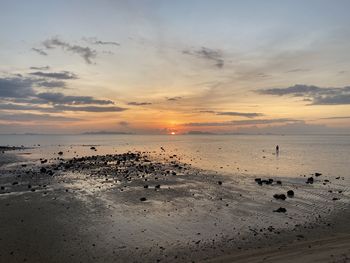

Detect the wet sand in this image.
[0,147,349,262]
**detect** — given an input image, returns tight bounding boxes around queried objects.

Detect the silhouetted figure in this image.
[276,145,279,155]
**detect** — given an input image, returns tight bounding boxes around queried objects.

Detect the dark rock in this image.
[40,167,47,173]
[90,147,96,151]
[273,194,286,200]
[140,197,147,202]
[332,197,339,201]
[273,207,287,213]
[306,177,314,184]
[218,181,222,185]
[143,185,149,189]
[276,180,282,185]
[58,151,63,155]
[155,185,161,189]
[287,190,294,197]
[12,182,18,185]
[315,172,322,177]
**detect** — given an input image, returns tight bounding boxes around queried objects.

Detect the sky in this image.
[1,0,350,134]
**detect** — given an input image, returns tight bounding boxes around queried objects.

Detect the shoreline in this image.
[0,149,349,262]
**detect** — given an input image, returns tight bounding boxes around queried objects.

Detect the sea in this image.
[0,134,349,179]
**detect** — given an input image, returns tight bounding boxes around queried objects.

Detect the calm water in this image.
[1,134,349,178]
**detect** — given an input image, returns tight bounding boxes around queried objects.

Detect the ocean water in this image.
[1,134,349,178]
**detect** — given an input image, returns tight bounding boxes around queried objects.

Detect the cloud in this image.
[30,71,78,80]
[30,66,50,70]
[257,84,350,105]
[54,105,126,112]
[285,68,310,73]
[36,92,114,105]
[118,121,129,126]
[0,77,36,98]
[183,47,224,68]
[215,111,264,118]
[31,48,48,56]
[313,94,350,105]
[43,37,97,64]
[84,37,120,46]
[199,110,216,114]
[36,80,66,89]
[0,103,126,113]
[166,96,182,101]
[127,101,152,106]
[0,103,46,111]
[320,116,350,120]
[0,113,81,122]
[183,118,300,127]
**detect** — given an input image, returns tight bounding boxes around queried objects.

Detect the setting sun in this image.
[171,132,176,135]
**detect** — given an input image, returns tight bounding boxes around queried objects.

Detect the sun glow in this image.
[171,132,176,135]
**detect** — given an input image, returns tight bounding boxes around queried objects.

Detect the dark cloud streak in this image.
[32,48,48,56]
[43,37,97,64]
[257,84,350,105]
[183,118,301,127]
[30,71,78,80]
[183,47,224,68]
[127,101,152,106]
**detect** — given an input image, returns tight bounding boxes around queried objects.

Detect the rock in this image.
[58,151,63,155]
[254,178,261,183]
[287,190,294,197]
[273,194,287,200]
[12,182,18,185]
[273,207,287,213]
[140,197,147,202]
[276,180,282,185]
[40,167,47,173]
[90,147,96,151]
[143,185,149,189]
[332,197,339,201]
[0,186,4,190]
[315,172,322,177]
[306,177,314,184]
[155,185,161,189]
[41,159,48,164]
[218,181,223,185]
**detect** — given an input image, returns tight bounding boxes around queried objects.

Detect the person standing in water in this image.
[276,145,279,155]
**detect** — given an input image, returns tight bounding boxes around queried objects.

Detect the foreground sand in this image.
[0,148,349,262]
[209,234,350,263]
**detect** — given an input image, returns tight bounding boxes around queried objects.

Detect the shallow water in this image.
[1,134,349,178]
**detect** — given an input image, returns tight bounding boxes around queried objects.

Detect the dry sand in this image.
[0,148,349,262]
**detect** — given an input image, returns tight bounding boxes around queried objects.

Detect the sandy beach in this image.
[0,146,349,263]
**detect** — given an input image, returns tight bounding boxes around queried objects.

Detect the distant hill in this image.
[82,131,132,135]
[186,131,216,135]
